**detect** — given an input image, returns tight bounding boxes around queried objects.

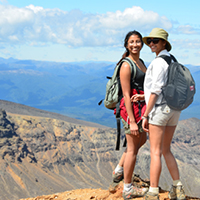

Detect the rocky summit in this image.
[0,105,200,200]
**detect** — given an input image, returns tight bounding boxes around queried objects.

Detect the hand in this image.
[130,121,139,136]
[142,118,149,132]
[131,94,145,102]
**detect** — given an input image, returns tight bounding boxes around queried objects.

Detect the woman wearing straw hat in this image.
[142,28,186,200]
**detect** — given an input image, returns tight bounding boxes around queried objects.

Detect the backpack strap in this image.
[170,54,177,62]
[159,54,178,82]
[124,58,143,117]
[115,57,137,150]
[123,57,137,81]
[98,58,137,106]
[159,54,177,65]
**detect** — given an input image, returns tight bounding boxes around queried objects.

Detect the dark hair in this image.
[117,30,143,65]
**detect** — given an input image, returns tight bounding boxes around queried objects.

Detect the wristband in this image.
[142,116,148,120]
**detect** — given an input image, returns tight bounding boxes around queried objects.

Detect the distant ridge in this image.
[0,100,108,129]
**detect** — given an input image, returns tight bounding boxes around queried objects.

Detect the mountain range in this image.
[0,57,199,128]
[0,101,200,199]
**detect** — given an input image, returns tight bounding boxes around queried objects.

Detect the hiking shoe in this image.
[122,186,148,199]
[109,181,121,193]
[109,171,124,193]
[168,185,186,200]
[144,191,159,200]
[112,171,124,183]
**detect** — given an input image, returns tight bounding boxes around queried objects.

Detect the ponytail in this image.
[116,50,129,65]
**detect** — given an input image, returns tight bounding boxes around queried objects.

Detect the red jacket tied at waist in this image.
[114,88,146,124]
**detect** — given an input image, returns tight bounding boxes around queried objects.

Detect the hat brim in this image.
[143,36,172,52]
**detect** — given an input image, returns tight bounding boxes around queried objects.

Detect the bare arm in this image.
[142,93,158,132]
[120,62,139,136]
[131,94,145,102]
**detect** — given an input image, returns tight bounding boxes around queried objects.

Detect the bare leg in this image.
[139,131,147,148]
[119,131,146,167]
[123,132,146,183]
[118,149,127,167]
[162,126,180,180]
[148,124,165,187]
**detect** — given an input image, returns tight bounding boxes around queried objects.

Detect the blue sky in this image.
[0,0,200,65]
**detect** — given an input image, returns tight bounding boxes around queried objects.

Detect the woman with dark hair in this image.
[109,30,148,200]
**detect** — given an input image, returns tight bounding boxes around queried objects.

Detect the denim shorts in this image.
[149,104,181,126]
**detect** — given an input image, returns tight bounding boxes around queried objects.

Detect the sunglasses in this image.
[146,38,160,45]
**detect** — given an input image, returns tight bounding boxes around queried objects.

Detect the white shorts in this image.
[149,104,181,126]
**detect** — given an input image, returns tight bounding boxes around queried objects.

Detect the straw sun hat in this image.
[143,28,172,51]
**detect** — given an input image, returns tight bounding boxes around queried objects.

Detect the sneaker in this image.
[144,191,159,200]
[112,171,124,183]
[109,181,121,193]
[122,185,148,199]
[168,185,186,200]
[108,171,124,193]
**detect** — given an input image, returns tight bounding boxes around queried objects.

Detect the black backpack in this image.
[159,54,195,111]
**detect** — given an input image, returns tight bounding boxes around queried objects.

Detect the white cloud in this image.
[176,25,200,34]
[0,0,7,3]
[172,39,200,49]
[0,5,173,47]
[100,7,171,30]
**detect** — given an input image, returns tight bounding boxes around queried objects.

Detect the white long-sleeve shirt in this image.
[144,49,171,116]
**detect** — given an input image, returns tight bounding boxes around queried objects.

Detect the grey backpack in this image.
[160,55,195,111]
[103,57,136,109]
[98,57,141,150]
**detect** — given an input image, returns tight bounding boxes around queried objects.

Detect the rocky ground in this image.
[20,180,200,200]
[19,188,167,200]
